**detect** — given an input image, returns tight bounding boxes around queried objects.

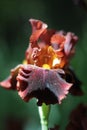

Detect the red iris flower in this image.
[0,19,81,105]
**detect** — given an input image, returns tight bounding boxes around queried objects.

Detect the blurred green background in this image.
[0,0,87,130]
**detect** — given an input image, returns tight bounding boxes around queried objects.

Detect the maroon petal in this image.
[64,32,78,56]
[45,69,72,104]
[29,19,47,44]
[40,29,56,44]
[17,65,72,105]
[0,76,12,89]
[0,65,21,90]
[29,19,47,33]
[30,29,47,45]
[51,33,65,44]
[64,67,83,96]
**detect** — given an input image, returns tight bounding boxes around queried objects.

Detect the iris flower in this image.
[0,19,81,105]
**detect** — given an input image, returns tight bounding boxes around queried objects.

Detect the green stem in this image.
[41,119,48,130]
[38,103,51,130]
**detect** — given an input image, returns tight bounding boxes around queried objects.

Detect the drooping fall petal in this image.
[17,64,72,105]
[0,65,21,90]
[63,67,83,96]
[45,69,72,103]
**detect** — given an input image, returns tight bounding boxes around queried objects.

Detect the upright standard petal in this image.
[29,19,47,44]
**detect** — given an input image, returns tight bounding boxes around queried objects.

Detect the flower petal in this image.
[40,29,56,44]
[64,67,83,96]
[0,65,21,90]
[45,69,72,103]
[29,19,48,33]
[17,65,72,105]
[64,32,78,56]
[29,19,47,44]
[51,33,65,44]
[0,76,12,89]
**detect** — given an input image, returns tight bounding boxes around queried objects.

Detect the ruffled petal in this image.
[29,19,48,33]
[40,29,56,44]
[29,19,47,44]
[51,33,65,45]
[0,65,21,90]
[17,65,72,105]
[45,69,72,104]
[64,67,83,96]
[64,32,78,56]
[26,19,48,63]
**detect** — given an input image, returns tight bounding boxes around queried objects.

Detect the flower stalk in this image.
[38,103,50,130]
